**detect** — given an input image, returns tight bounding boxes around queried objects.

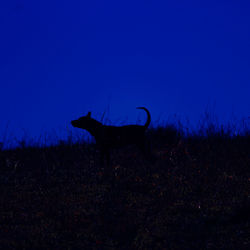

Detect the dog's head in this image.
[71,112,92,129]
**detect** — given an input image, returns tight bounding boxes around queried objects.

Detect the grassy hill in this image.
[0,121,249,249]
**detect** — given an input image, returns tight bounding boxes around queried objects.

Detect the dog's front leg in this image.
[105,150,110,167]
[100,149,105,166]
[100,148,111,177]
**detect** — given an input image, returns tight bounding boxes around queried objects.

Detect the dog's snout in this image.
[71,120,76,126]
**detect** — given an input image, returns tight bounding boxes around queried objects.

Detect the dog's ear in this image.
[87,112,91,118]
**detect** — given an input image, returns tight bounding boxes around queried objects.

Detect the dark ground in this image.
[0,125,249,249]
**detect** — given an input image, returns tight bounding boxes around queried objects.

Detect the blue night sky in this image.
[0,0,249,145]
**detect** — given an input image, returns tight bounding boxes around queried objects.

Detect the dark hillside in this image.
[0,124,249,249]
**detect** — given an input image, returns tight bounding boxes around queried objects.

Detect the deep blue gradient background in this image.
[0,0,249,145]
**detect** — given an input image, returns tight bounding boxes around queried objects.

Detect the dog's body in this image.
[71,107,151,165]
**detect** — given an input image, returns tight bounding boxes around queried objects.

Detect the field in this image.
[0,120,249,249]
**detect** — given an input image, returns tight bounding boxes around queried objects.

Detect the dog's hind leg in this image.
[136,137,149,155]
[137,139,156,164]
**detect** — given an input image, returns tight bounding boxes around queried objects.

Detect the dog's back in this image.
[97,124,147,148]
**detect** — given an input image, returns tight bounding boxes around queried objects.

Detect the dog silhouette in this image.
[71,107,151,166]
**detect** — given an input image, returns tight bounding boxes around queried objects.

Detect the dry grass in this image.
[0,119,249,249]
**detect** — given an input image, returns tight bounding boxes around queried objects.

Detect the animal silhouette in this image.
[71,107,151,166]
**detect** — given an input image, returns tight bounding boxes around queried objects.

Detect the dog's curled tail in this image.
[136,107,151,129]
